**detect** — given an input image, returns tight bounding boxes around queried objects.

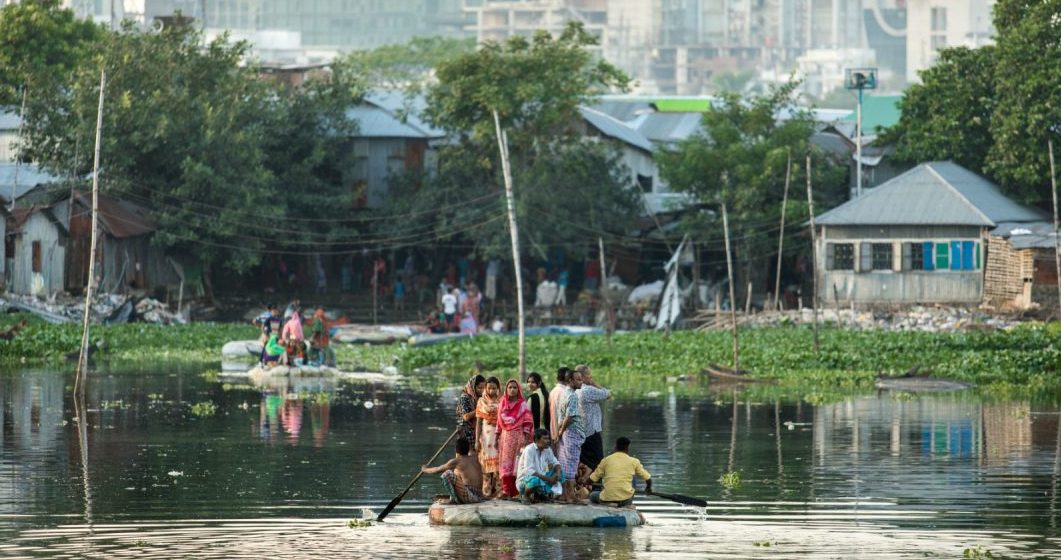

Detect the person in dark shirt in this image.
[526,372,550,433]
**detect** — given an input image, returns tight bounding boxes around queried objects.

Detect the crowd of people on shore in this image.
[422,365,651,508]
[253,300,336,368]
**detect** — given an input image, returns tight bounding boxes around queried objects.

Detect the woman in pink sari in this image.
[496,378,533,497]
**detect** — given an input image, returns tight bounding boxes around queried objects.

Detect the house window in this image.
[31,241,41,273]
[949,240,980,271]
[902,242,926,270]
[826,243,854,270]
[871,243,893,270]
[931,7,947,32]
[636,174,653,193]
[935,242,950,270]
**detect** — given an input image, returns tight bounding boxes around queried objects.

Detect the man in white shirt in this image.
[441,289,458,331]
[516,429,563,503]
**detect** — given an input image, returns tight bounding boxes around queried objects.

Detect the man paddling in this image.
[588,437,651,508]
[421,438,485,504]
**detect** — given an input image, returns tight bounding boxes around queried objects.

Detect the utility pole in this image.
[10,86,27,211]
[774,150,792,311]
[75,69,106,397]
[493,110,526,380]
[1049,138,1060,322]
[805,154,820,354]
[845,68,877,198]
[722,203,739,371]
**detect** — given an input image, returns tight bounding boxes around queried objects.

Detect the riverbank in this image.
[2,313,1057,400]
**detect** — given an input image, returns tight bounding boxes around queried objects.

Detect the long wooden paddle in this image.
[376,428,460,522]
[647,490,708,508]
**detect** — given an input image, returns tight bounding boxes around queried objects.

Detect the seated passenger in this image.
[263,327,287,367]
[588,436,652,508]
[421,438,485,504]
[516,428,563,504]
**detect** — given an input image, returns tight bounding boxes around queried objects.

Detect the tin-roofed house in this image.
[7,192,179,297]
[814,161,1046,305]
[983,222,1059,310]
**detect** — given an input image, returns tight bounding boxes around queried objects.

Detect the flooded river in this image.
[1,367,1060,558]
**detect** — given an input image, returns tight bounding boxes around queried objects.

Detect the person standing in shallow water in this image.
[457,375,485,450]
[476,377,502,497]
[497,378,533,498]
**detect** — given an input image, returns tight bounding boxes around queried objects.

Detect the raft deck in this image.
[428,500,644,527]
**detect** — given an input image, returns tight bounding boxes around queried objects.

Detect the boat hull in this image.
[427,500,643,527]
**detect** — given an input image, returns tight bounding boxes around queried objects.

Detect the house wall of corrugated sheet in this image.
[11,213,64,295]
[818,224,984,304]
[351,138,430,209]
[99,236,180,293]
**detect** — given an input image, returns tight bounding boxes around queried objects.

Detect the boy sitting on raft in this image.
[422,438,485,504]
[516,429,563,504]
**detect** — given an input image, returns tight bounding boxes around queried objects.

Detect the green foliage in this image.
[718,471,742,490]
[426,21,629,140]
[376,21,638,260]
[0,313,255,365]
[657,80,847,284]
[711,70,754,95]
[885,0,1061,207]
[190,401,217,417]
[334,36,475,92]
[963,545,993,559]
[883,47,996,175]
[0,0,102,105]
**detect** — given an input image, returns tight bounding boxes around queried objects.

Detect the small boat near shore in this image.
[874,376,972,392]
[702,363,770,383]
[427,500,644,527]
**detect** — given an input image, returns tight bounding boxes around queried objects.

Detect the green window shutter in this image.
[901,242,912,271]
[935,242,949,270]
[975,242,981,269]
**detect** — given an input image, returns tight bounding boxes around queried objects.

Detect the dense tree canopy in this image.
[658,81,847,284]
[0,0,101,106]
[884,0,1060,206]
[374,22,640,260]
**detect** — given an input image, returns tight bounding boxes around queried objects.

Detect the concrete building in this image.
[462,0,606,51]
[905,0,994,82]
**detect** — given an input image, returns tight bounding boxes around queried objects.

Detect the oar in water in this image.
[647,490,708,508]
[376,428,460,522]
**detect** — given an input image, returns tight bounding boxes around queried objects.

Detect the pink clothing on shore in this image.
[282,315,304,341]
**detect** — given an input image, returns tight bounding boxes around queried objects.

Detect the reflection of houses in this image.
[6,192,179,296]
[814,161,1047,304]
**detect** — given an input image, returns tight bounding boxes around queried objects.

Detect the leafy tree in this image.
[0,0,101,106]
[882,46,996,174]
[883,0,1060,206]
[657,81,847,287]
[333,36,475,92]
[986,0,1061,203]
[374,22,639,260]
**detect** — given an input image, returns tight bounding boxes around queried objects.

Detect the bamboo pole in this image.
[805,154,820,354]
[598,237,614,340]
[774,151,792,311]
[722,203,740,371]
[1050,139,1060,323]
[493,110,526,380]
[75,69,106,397]
[10,86,27,211]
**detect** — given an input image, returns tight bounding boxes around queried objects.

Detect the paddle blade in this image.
[376,497,401,522]
[652,491,707,508]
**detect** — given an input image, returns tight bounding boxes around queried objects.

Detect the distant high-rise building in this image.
[905,0,994,82]
[462,0,607,52]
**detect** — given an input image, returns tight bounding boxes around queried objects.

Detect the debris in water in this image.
[363,401,375,409]
[167,470,184,477]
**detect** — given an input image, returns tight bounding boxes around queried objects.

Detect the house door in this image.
[66,212,91,292]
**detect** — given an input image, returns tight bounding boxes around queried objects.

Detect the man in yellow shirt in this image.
[587,436,651,507]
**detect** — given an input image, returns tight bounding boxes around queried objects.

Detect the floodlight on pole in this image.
[845,68,878,198]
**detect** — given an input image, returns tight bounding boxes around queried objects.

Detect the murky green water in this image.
[1,366,1060,558]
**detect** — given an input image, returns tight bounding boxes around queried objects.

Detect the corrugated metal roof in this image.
[73,191,156,239]
[578,106,653,153]
[991,221,1057,249]
[345,105,431,138]
[590,99,654,122]
[363,91,445,137]
[0,163,61,202]
[816,161,1046,227]
[631,112,704,143]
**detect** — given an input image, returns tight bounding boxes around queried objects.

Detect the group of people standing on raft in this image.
[254,301,336,368]
[422,365,652,508]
